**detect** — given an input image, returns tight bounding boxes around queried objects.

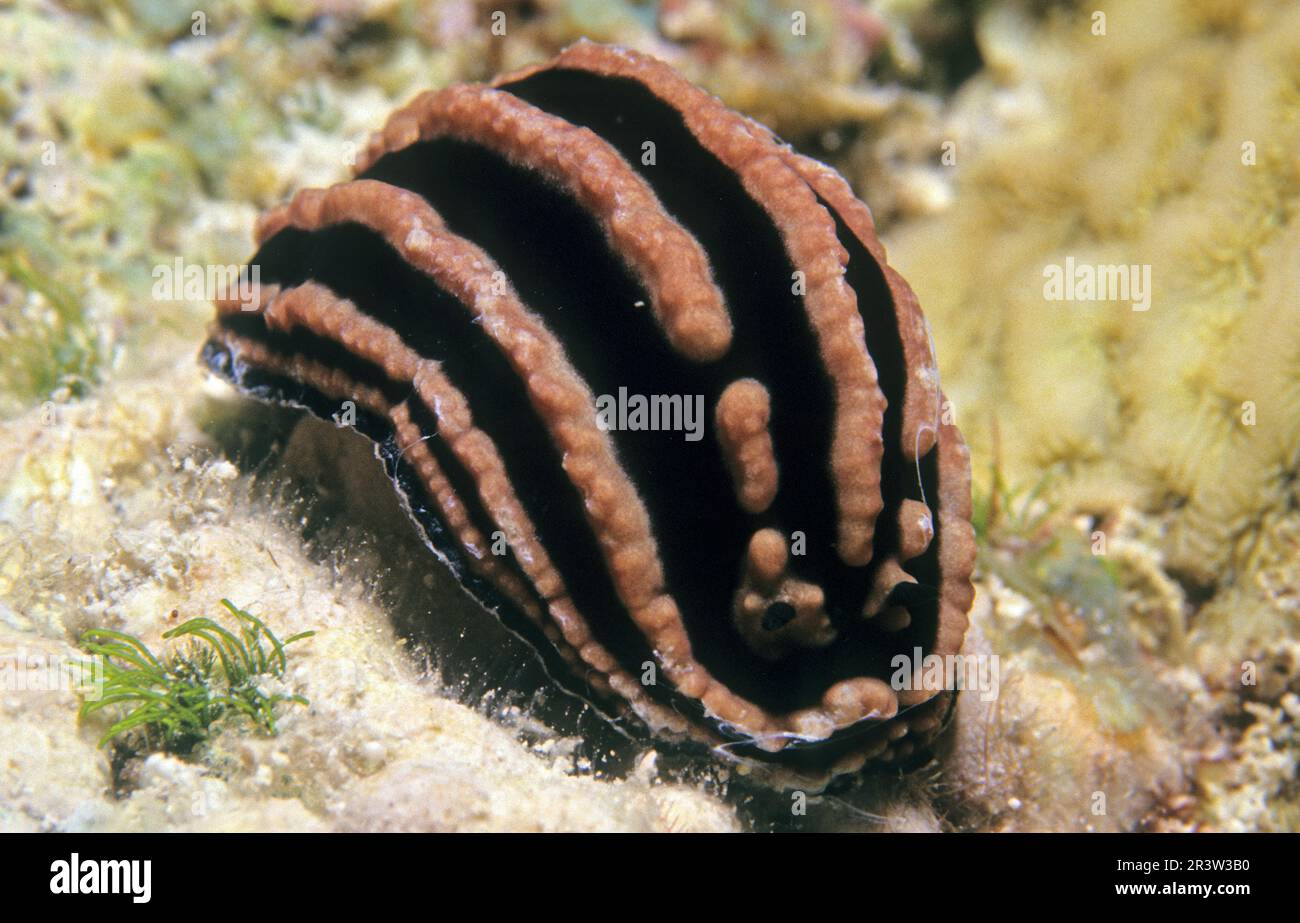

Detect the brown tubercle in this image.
[715,379,778,514]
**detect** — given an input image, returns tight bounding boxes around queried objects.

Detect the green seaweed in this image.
[78,599,315,756]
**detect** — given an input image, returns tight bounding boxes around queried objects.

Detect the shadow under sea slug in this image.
[201,40,975,788]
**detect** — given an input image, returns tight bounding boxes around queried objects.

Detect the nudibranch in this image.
[203,41,975,786]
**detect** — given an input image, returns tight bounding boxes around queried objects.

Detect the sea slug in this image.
[202,40,976,786]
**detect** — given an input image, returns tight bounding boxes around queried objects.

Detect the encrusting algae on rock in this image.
[889,0,1300,829]
[892,0,1300,601]
[0,361,741,831]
